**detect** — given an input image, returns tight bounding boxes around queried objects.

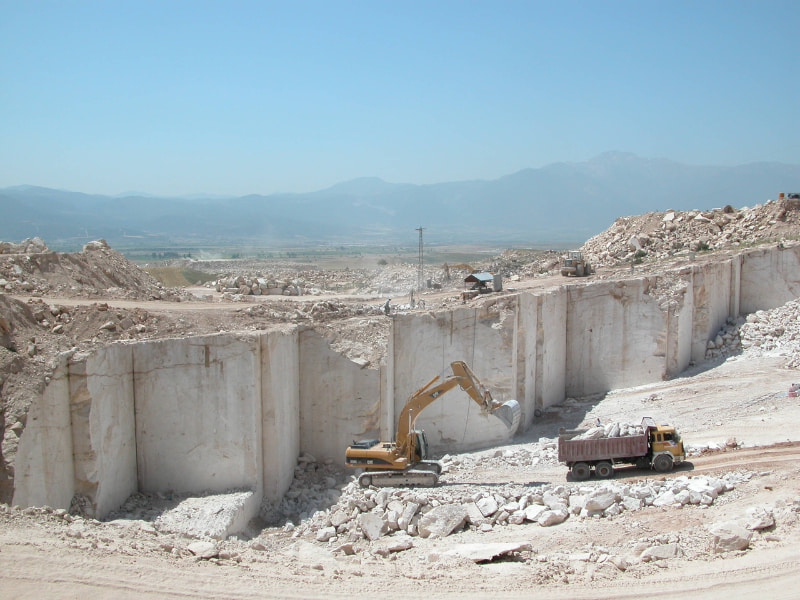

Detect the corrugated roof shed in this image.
[464,272,494,283]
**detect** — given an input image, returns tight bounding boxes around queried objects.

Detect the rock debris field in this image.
[2,197,800,598]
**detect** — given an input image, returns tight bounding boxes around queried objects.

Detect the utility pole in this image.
[416,226,425,291]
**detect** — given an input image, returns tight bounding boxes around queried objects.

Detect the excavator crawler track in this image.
[358,469,439,488]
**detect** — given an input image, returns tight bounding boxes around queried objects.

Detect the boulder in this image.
[398,501,420,531]
[443,542,532,563]
[316,526,336,542]
[641,543,682,561]
[358,512,387,541]
[584,490,617,512]
[746,507,775,531]
[418,505,468,538]
[476,496,499,517]
[524,504,548,522]
[464,502,487,526]
[187,541,218,559]
[710,521,752,552]
[538,508,569,527]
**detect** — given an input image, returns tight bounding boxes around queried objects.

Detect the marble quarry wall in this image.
[11,244,800,527]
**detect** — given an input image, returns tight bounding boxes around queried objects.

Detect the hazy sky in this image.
[1,1,798,196]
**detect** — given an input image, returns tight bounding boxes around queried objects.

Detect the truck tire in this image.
[571,462,591,481]
[595,461,614,478]
[653,454,674,473]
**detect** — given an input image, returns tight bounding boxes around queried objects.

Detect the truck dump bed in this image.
[558,430,649,463]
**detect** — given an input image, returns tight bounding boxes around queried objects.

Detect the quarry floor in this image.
[2,352,800,599]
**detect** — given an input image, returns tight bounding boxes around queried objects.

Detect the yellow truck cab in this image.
[648,422,685,466]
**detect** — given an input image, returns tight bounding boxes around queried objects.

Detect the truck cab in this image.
[646,421,685,467]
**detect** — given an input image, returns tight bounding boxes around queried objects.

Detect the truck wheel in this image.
[571,462,591,481]
[653,454,674,473]
[595,461,614,478]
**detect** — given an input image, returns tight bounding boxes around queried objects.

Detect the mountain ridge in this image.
[3,153,800,249]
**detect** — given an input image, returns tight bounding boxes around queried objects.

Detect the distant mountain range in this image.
[3,152,800,250]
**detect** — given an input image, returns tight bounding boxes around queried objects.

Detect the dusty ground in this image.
[2,201,800,599]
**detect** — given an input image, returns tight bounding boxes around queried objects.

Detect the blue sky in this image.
[1,1,798,196]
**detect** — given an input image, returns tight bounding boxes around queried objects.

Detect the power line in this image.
[416,226,425,291]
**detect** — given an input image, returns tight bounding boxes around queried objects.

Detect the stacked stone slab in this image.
[215,275,306,296]
[573,421,645,440]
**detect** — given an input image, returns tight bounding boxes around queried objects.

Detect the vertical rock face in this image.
[297,328,382,464]
[12,354,74,510]
[68,344,137,518]
[134,334,263,495]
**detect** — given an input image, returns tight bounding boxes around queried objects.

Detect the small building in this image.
[464,272,502,293]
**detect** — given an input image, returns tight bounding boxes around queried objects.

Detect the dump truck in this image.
[560,250,591,277]
[345,361,521,487]
[558,417,685,481]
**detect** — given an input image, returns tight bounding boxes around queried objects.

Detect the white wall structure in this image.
[260,327,300,504]
[12,353,74,510]
[69,344,137,518]
[133,334,262,495]
[389,301,518,454]
[10,243,800,526]
[565,279,671,396]
[740,245,800,314]
[298,327,382,463]
[512,291,567,430]
[689,261,736,363]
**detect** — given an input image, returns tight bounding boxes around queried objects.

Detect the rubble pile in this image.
[360,263,426,295]
[3,484,796,587]
[214,274,320,297]
[705,298,800,367]
[183,256,442,297]
[581,199,800,268]
[296,469,752,544]
[0,237,49,255]
[0,238,191,301]
[488,249,563,279]
[444,443,561,473]
[260,453,348,526]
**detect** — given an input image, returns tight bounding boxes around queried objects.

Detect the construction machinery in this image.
[558,417,685,481]
[443,263,475,282]
[345,361,521,487]
[560,250,591,277]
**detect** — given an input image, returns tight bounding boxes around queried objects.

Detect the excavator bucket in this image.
[493,399,521,434]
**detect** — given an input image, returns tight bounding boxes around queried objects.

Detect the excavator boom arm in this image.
[395,361,519,456]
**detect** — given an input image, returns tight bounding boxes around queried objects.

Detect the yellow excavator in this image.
[345,361,521,487]
[443,263,475,282]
